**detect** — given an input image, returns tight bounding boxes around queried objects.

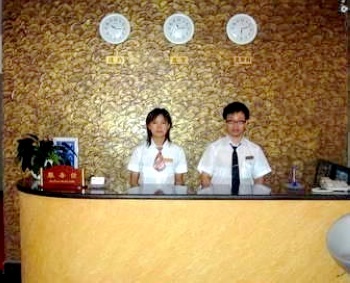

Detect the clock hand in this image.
[240,26,250,36]
[171,24,178,35]
[109,25,123,38]
[111,24,121,30]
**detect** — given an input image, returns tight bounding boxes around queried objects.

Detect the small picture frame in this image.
[332,164,350,185]
[314,159,333,187]
[53,137,79,168]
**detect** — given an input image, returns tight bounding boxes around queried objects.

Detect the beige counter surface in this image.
[19,189,350,283]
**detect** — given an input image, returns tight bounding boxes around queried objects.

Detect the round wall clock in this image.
[99,13,131,44]
[226,14,258,45]
[163,13,195,44]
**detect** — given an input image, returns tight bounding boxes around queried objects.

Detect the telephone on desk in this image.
[312,177,350,194]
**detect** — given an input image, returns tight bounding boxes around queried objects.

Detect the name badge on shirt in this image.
[164,158,173,163]
[246,156,254,160]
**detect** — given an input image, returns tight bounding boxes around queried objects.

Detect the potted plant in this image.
[16,134,76,179]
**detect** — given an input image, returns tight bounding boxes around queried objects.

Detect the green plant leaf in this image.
[16,134,77,175]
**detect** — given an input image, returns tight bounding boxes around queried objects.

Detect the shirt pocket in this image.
[241,158,254,180]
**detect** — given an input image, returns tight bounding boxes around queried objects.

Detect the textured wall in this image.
[2,0,347,261]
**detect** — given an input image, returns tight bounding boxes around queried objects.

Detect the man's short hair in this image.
[222,102,250,120]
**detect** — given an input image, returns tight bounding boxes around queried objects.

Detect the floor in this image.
[1,190,5,280]
[1,263,21,283]
[0,191,21,282]
[0,190,4,271]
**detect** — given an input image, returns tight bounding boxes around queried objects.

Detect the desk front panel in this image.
[19,192,350,283]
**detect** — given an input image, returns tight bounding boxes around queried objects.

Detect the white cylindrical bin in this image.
[327,213,350,273]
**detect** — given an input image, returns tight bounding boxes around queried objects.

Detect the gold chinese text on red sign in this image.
[40,165,85,191]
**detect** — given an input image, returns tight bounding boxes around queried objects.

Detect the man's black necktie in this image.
[231,145,240,195]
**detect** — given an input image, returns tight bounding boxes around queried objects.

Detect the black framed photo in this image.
[314,159,333,187]
[331,164,350,185]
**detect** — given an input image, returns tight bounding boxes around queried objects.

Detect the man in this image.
[197,101,271,194]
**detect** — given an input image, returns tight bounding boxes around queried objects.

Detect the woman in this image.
[127,108,188,187]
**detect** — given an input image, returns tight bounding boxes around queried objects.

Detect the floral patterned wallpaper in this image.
[2,0,347,261]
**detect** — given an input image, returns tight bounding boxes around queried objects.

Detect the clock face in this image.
[99,13,131,44]
[163,13,194,44]
[226,14,258,45]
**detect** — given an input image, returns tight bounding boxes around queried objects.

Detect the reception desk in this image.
[18,180,350,283]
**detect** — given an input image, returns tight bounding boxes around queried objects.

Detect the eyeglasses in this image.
[226,120,246,126]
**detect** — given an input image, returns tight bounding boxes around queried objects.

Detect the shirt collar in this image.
[151,139,169,148]
[225,135,247,147]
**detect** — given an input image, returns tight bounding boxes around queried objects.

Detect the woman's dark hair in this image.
[146,108,173,146]
[222,102,250,120]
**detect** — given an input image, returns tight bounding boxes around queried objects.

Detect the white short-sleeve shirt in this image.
[197,136,271,186]
[127,140,188,185]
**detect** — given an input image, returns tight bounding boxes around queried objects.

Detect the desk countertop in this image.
[16,178,350,200]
